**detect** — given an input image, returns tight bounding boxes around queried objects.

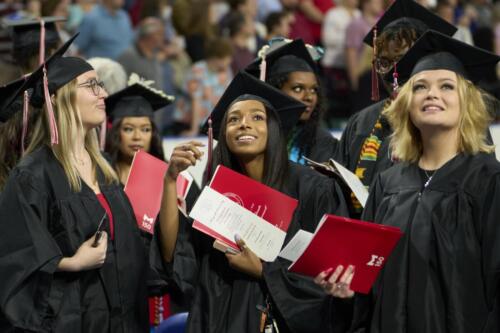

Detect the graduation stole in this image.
[351,114,387,213]
[287,127,306,165]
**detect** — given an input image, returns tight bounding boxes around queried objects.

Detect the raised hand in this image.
[166,141,204,180]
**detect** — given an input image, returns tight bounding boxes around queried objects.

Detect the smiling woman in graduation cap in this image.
[104,75,174,184]
[158,71,348,333]
[317,30,500,332]
[0,41,151,331]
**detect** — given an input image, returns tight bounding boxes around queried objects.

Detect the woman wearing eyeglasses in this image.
[0,49,151,331]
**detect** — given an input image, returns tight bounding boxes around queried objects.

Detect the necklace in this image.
[423,169,435,188]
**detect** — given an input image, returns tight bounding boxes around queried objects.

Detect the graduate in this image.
[317,30,500,332]
[0,43,150,331]
[246,39,337,165]
[159,71,348,333]
[104,79,197,322]
[333,0,457,217]
[104,77,174,184]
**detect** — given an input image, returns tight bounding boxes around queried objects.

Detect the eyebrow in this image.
[228,108,266,114]
[414,77,456,84]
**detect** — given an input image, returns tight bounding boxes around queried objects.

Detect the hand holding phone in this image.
[92,213,107,248]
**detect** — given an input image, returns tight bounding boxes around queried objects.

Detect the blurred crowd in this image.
[1,0,500,136]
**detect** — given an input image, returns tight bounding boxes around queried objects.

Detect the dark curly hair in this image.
[105,117,165,177]
[375,18,428,58]
[267,72,324,161]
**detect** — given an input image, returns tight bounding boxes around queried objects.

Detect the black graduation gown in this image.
[333,99,393,181]
[334,153,500,333]
[0,146,149,333]
[167,162,349,333]
[307,127,339,163]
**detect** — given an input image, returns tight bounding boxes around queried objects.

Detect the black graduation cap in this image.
[363,0,457,46]
[105,83,175,122]
[245,39,319,81]
[2,16,65,58]
[386,30,500,84]
[202,71,307,139]
[22,35,93,109]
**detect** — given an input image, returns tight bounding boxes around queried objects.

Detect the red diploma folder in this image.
[124,150,168,234]
[192,165,298,249]
[289,214,403,294]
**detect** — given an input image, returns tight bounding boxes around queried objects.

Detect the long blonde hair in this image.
[27,78,118,191]
[383,73,495,162]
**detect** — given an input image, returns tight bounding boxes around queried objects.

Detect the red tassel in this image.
[392,62,399,100]
[39,19,45,65]
[259,55,267,81]
[206,117,213,184]
[43,66,59,145]
[371,27,380,101]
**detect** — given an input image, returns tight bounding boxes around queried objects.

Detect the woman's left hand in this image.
[225,235,263,279]
[314,265,355,298]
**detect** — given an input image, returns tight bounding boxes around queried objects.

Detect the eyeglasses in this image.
[77,79,105,96]
[374,54,405,75]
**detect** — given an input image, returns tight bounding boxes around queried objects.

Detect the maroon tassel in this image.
[392,62,399,100]
[371,27,380,101]
[206,117,213,184]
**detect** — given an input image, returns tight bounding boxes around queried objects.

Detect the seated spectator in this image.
[75,0,133,59]
[173,37,233,136]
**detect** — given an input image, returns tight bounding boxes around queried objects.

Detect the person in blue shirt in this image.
[75,0,133,60]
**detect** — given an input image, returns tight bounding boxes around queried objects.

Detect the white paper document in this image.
[330,159,368,207]
[177,170,194,217]
[278,230,313,262]
[189,187,287,262]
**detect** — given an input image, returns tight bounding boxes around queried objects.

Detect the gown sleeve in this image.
[161,182,204,302]
[0,169,63,331]
[262,174,350,333]
[479,172,500,331]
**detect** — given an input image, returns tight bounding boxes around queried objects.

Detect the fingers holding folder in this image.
[314,265,356,299]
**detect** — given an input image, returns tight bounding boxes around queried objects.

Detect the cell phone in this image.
[92,213,107,248]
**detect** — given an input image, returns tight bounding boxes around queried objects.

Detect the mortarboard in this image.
[21,34,91,109]
[2,16,65,62]
[385,30,500,85]
[0,33,90,147]
[105,78,175,122]
[245,38,322,81]
[363,0,457,46]
[202,71,307,139]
